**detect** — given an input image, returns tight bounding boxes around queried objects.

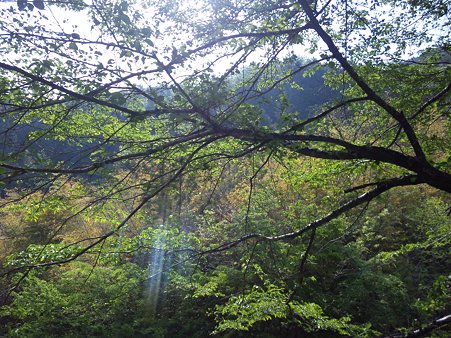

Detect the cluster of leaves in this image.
[1,262,147,337]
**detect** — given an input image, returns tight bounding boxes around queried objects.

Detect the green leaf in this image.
[132,40,142,52]
[17,0,28,11]
[109,92,127,105]
[69,42,78,51]
[119,13,131,24]
[33,0,45,10]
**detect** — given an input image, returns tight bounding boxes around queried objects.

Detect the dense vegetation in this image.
[0,0,450,337]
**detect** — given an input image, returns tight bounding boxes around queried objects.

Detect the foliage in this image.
[213,281,376,336]
[0,0,450,336]
[0,262,146,337]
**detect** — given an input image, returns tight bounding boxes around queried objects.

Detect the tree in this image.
[0,0,450,335]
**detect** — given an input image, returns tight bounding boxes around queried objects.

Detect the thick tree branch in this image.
[219,128,451,193]
[3,123,449,193]
[298,0,426,161]
[384,314,451,338]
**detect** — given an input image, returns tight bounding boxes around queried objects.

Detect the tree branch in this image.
[0,131,214,175]
[298,0,426,161]
[0,62,196,119]
[284,96,369,133]
[219,128,451,193]
[0,138,217,275]
[411,83,451,121]
[200,175,424,254]
[384,314,451,338]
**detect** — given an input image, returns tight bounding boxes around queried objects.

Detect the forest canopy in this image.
[0,0,450,337]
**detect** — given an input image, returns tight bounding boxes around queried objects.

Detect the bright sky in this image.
[1,0,448,84]
[0,0,316,81]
